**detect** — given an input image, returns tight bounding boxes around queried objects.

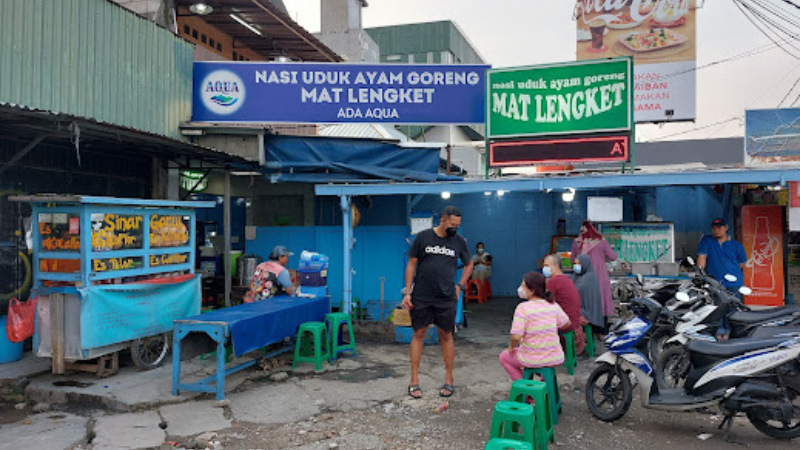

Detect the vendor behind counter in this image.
[243,246,296,303]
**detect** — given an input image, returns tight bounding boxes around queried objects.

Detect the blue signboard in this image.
[746,108,800,164]
[79,276,201,349]
[192,62,488,124]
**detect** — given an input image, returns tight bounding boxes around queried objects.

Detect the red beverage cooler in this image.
[742,205,785,307]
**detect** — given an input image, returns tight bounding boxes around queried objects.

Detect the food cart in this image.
[11,195,213,376]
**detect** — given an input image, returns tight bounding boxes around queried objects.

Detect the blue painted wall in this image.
[249,185,729,313]
[655,186,730,233]
[414,191,555,297]
[316,195,408,226]
[247,225,409,320]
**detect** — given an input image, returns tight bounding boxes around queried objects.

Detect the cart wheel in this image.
[131,334,170,370]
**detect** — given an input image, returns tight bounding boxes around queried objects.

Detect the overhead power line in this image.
[734,0,800,60]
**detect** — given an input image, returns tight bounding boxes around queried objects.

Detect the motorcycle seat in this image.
[728,306,800,324]
[686,337,788,358]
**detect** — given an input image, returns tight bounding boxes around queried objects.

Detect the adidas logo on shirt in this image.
[425,245,456,257]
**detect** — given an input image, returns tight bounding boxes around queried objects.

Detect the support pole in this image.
[224,168,232,308]
[341,195,353,314]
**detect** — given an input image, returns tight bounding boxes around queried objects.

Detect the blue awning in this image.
[263,135,459,183]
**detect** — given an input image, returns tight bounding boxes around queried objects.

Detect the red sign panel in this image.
[69,217,80,235]
[742,205,785,307]
[489,135,629,167]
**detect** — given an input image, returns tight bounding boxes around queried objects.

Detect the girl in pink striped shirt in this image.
[499,271,571,381]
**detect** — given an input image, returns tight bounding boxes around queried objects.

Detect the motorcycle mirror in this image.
[739,286,753,296]
[636,273,644,285]
[686,256,695,266]
[725,274,738,282]
[675,292,691,303]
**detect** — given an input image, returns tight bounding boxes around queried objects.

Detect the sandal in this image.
[439,383,455,398]
[408,384,422,399]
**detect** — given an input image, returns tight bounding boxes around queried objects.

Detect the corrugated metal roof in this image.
[319,123,411,141]
[0,102,256,167]
[174,0,342,62]
[0,0,195,140]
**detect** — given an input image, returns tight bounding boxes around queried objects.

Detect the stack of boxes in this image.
[298,251,328,298]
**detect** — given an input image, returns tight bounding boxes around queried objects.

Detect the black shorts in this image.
[410,300,456,333]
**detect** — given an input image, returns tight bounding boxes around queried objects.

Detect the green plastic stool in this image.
[325,312,357,362]
[490,401,536,445]
[523,367,561,425]
[485,438,533,450]
[292,322,330,372]
[583,324,595,358]
[509,379,554,450]
[560,331,577,376]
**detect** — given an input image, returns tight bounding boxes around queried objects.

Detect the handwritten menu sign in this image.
[93,256,144,272]
[91,214,144,251]
[149,215,190,248]
[39,213,80,251]
[150,252,190,267]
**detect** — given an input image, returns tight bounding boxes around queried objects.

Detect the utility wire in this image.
[779,76,800,106]
[644,118,742,143]
[659,40,782,79]
[775,0,800,11]
[745,0,800,38]
[734,0,800,60]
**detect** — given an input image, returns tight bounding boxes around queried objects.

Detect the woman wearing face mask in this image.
[498,271,571,381]
[572,253,604,338]
[471,242,492,281]
[571,220,618,333]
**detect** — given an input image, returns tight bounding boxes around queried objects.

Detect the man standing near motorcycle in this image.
[697,218,747,291]
[697,218,748,339]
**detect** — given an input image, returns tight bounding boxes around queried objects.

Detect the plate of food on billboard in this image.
[575,0,696,123]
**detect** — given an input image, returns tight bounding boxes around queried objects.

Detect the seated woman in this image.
[471,242,493,281]
[499,271,571,381]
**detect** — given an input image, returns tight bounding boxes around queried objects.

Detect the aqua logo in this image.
[200,70,245,115]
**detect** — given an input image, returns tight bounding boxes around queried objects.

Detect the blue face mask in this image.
[542,266,552,278]
[573,264,582,275]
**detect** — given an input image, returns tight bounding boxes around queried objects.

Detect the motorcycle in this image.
[648,262,800,359]
[586,296,800,440]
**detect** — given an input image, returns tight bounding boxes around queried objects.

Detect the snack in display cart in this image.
[619,28,688,52]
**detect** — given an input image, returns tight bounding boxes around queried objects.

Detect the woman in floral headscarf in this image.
[571,220,618,334]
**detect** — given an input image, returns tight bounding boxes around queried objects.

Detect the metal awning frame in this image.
[316,167,800,197]
[320,165,800,314]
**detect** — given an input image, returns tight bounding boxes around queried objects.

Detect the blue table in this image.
[172,295,330,400]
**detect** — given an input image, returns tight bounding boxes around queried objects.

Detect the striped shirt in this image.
[511,299,570,368]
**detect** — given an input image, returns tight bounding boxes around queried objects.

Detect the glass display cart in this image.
[10,195,213,376]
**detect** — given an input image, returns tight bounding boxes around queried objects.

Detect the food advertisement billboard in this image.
[575,0,697,123]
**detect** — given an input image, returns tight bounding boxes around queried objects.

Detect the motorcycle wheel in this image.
[585,363,633,422]
[746,387,800,439]
[131,334,170,371]
[647,327,673,362]
[655,346,690,389]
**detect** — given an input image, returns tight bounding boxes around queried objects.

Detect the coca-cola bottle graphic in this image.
[751,216,775,291]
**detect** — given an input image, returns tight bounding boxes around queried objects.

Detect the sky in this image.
[281,0,798,143]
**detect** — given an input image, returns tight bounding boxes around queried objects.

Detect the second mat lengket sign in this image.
[487,58,632,139]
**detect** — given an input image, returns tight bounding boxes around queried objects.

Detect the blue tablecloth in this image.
[182,296,330,356]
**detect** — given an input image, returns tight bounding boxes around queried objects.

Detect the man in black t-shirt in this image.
[402,206,473,399]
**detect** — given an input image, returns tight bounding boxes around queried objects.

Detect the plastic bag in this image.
[6,297,37,343]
